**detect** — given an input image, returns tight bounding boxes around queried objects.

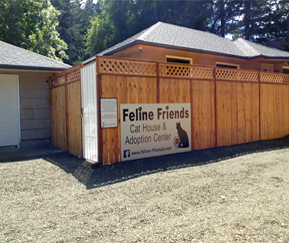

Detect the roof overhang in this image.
[0,64,70,72]
[263,57,289,61]
[101,40,289,61]
[101,40,139,57]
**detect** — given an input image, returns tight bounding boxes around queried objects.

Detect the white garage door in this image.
[0,75,20,147]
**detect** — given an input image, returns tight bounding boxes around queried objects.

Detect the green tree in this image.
[228,0,289,51]
[86,9,114,56]
[86,0,289,59]
[0,0,68,61]
[229,0,269,40]
[86,0,213,57]
[210,0,243,37]
[51,0,96,65]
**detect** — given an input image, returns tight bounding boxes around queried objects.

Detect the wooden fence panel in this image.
[159,78,190,103]
[51,88,57,148]
[260,84,289,140]
[216,81,259,147]
[100,75,157,165]
[284,85,289,137]
[191,80,216,150]
[67,81,82,157]
[49,57,289,165]
[50,64,82,156]
[50,86,67,151]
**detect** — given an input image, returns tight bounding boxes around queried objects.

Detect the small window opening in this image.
[282,67,289,74]
[216,62,239,69]
[166,55,192,64]
[261,63,274,72]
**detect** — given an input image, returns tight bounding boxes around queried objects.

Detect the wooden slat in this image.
[260,83,289,140]
[285,85,289,136]
[50,88,57,147]
[191,80,216,150]
[53,86,67,151]
[159,78,190,103]
[231,82,237,145]
[67,81,82,157]
[50,65,82,155]
[253,82,260,141]
[100,75,157,165]
[217,81,259,147]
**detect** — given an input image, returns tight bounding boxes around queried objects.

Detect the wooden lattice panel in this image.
[51,75,65,87]
[67,68,81,83]
[260,73,289,83]
[216,69,258,82]
[283,75,289,83]
[98,57,157,76]
[159,64,214,79]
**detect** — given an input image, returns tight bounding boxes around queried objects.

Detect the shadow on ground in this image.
[40,136,289,190]
[0,146,63,163]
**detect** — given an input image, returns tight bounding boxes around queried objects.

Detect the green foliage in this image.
[210,0,243,37]
[51,0,96,65]
[2,0,289,63]
[229,0,289,44]
[86,10,114,56]
[228,0,270,40]
[0,0,68,62]
[86,0,214,57]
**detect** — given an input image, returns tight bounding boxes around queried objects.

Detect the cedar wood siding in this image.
[109,44,288,72]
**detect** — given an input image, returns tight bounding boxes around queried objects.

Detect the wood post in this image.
[258,72,261,141]
[156,62,160,103]
[190,77,194,151]
[96,57,103,164]
[213,67,218,147]
[65,73,69,152]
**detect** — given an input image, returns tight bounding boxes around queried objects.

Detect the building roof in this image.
[233,38,289,58]
[84,22,289,64]
[0,40,71,71]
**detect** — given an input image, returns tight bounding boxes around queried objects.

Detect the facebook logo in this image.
[124,150,130,158]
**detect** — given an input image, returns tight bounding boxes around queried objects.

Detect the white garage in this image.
[0,40,70,149]
[0,75,20,148]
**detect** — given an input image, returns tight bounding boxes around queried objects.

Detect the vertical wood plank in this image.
[231,82,237,145]
[56,86,67,151]
[100,75,157,164]
[50,88,57,148]
[192,80,215,150]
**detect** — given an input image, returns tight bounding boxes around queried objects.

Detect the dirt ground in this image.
[0,138,289,242]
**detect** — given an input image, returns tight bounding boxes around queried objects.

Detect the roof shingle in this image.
[0,41,71,70]
[85,22,289,63]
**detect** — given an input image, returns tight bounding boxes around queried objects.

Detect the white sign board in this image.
[120,103,191,161]
[100,98,118,128]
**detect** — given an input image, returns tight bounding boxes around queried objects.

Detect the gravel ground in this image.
[1,138,289,242]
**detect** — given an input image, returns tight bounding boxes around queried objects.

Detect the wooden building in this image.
[0,41,70,148]
[50,22,289,165]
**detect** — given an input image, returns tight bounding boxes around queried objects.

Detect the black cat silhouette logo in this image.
[175,122,189,148]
